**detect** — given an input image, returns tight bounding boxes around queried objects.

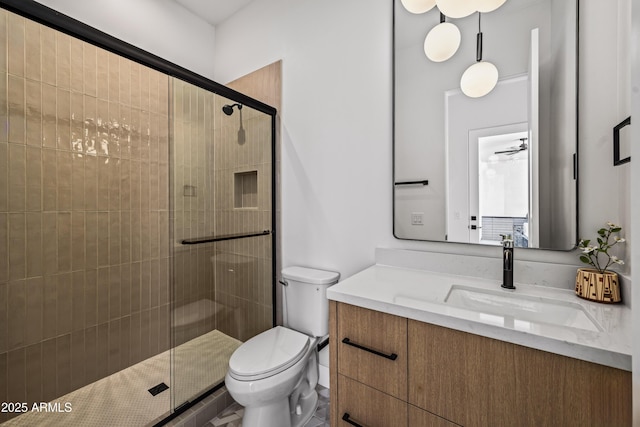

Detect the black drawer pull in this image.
[341,338,398,361]
[342,412,365,426]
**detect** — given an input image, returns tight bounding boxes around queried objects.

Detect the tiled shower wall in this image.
[212,97,273,343]
[0,10,171,422]
[172,81,273,345]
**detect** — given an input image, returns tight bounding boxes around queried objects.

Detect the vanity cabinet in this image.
[330,301,632,427]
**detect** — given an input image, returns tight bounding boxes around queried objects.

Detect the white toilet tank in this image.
[282,266,340,337]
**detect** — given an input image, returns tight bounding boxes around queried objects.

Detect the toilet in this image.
[224,266,340,427]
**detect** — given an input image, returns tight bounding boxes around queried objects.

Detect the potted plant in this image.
[575,222,625,303]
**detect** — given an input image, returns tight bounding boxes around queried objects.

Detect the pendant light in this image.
[476,0,507,13]
[401,0,436,14]
[435,0,475,19]
[424,13,461,62]
[460,13,498,98]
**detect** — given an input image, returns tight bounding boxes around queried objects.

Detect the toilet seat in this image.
[228,326,310,381]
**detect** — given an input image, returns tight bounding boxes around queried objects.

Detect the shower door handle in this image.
[341,338,398,361]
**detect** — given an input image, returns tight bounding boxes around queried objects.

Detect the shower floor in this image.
[3,330,241,427]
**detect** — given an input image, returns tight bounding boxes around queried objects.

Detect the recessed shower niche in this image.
[234,170,259,209]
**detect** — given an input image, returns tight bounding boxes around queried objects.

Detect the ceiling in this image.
[173,0,255,26]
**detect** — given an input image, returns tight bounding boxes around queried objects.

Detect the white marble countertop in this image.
[327,264,632,371]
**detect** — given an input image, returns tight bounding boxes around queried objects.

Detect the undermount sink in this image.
[444,285,602,332]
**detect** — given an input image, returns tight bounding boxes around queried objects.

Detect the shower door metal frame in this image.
[0,0,278,422]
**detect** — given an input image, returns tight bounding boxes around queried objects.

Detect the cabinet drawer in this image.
[408,405,461,427]
[338,374,407,427]
[337,302,407,400]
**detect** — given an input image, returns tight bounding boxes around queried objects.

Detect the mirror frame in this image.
[391,0,580,251]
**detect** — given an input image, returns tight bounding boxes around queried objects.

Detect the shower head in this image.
[222,103,243,116]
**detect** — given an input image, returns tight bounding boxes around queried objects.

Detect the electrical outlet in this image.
[411,212,424,225]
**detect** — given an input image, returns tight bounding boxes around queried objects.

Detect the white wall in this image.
[33,0,217,79]
[215,0,632,281]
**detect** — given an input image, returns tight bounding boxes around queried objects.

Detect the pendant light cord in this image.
[476,12,483,62]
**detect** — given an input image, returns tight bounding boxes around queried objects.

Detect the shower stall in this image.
[0,2,276,425]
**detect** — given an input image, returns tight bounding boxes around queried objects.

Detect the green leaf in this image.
[582,239,590,246]
[579,255,591,264]
[598,229,606,236]
[597,238,603,245]
[612,227,622,232]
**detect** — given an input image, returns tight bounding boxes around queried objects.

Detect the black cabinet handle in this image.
[342,413,365,426]
[341,338,398,361]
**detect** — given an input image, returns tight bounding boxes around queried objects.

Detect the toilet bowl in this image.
[224,266,339,427]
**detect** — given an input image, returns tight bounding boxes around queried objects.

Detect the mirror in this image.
[393,0,577,250]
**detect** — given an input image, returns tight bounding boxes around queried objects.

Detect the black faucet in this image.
[500,234,515,290]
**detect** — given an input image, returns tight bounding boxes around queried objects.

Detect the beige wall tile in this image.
[84,325,97,383]
[84,155,97,211]
[0,283,6,354]
[139,309,150,360]
[56,272,72,335]
[56,33,70,90]
[7,347,25,402]
[71,211,85,272]
[42,275,57,340]
[41,149,56,210]
[41,84,56,149]
[26,212,42,278]
[0,143,6,212]
[83,43,96,97]
[129,311,140,364]
[109,211,120,266]
[25,79,42,147]
[8,75,25,144]
[96,267,109,325]
[109,265,120,320]
[70,329,85,391]
[139,66,149,113]
[108,101,120,158]
[41,26,56,87]
[119,57,131,106]
[83,94,96,155]
[120,315,130,368]
[0,11,6,73]
[40,338,56,402]
[23,344,42,406]
[57,212,71,272]
[26,146,41,212]
[56,333,71,396]
[130,262,141,314]
[70,92,83,152]
[121,211,131,264]
[69,38,82,94]
[96,49,108,101]
[120,263,131,316]
[24,19,41,82]
[7,279,26,350]
[84,212,97,269]
[7,13,24,77]
[25,277,43,346]
[42,212,57,275]
[95,323,108,380]
[8,213,25,281]
[108,154,120,210]
[71,271,85,333]
[97,212,109,268]
[8,143,25,212]
[107,318,120,374]
[84,269,97,328]
[97,157,109,211]
[56,88,70,150]
[108,53,119,104]
[71,154,85,211]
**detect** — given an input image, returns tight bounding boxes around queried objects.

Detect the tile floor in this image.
[208,385,330,427]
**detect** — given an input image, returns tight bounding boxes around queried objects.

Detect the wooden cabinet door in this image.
[337,374,407,427]
[408,320,517,426]
[513,344,632,427]
[408,405,461,427]
[337,302,407,400]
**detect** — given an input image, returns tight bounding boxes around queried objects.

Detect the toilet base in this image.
[241,389,318,427]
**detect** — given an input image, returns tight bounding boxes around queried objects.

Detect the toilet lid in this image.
[228,326,310,381]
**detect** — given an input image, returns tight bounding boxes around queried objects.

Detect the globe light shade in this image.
[401,0,436,14]
[476,0,507,13]
[436,0,476,18]
[460,61,499,98]
[424,22,461,62]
